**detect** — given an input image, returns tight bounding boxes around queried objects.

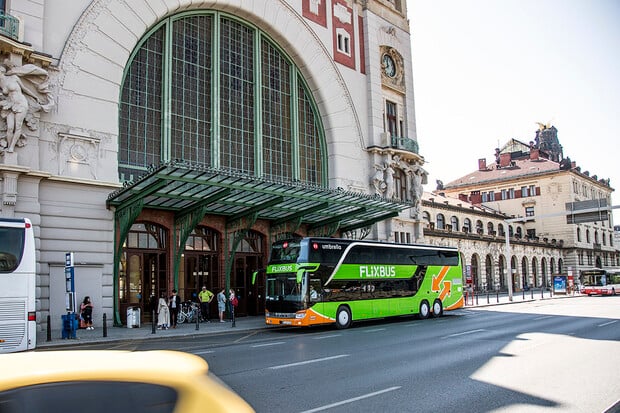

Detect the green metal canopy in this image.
[107,161,410,232]
[106,161,410,326]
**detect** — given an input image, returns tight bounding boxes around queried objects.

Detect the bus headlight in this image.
[295,311,306,319]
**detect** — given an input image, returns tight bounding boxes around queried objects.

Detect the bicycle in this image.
[177,301,201,324]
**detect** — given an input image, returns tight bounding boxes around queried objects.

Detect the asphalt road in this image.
[60,296,620,413]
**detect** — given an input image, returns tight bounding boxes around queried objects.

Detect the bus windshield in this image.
[269,240,302,264]
[0,225,25,272]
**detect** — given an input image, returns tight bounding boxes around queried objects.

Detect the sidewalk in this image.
[37,316,271,349]
[37,291,580,349]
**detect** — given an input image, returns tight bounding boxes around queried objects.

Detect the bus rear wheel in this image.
[431,299,443,318]
[419,300,430,319]
[335,306,352,329]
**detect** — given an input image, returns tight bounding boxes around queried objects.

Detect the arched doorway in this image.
[180,226,220,318]
[231,231,265,316]
[119,222,168,325]
[485,254,494,290]
[471,254,480,291]
[521,257,529,289]
[498,255,506,291]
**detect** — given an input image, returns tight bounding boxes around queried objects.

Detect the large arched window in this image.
[463,218,471,233]
[450,216,459,231]
[119,12,326,186]
[436,213,445,230]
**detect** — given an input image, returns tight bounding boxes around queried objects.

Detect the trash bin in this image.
[61,313,77,339]
[126,307,141,328]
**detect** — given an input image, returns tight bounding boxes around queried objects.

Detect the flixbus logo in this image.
[270,264,295,273]
[359,265,396,278]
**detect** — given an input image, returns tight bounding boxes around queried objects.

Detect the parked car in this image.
[0,350,254,413]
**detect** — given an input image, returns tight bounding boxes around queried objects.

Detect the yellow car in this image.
[0,350,254,413]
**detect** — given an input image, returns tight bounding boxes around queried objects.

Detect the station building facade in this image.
[438,130,617,287]
[1,0,425,330]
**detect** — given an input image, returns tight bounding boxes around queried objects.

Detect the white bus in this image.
[0,218,36,353]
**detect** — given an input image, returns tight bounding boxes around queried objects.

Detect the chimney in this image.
[500,153,512,167]
[478,158,487,171]
[529,148,540,160]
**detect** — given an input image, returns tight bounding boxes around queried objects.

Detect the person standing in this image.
[169,289,181,328]
[217,288,226,323]
[229,289,238,324]
[80,296,94,330]
[157,293,170,330]
[198,286,214,322]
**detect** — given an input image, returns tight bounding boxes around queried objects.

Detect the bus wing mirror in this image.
[296,269,305,284]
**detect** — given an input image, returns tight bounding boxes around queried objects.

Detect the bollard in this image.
[103,313,108,338]
[46,314,52,342]
[496,290,499,303]
[195,311,199,331]
[152,310,156,334]
[475,291,479,306]
[486,290,490,304]
[541,287,544,299]
[531,287,534,300]
[522,288,525,300]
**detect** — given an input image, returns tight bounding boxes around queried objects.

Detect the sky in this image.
[407,0,620,223]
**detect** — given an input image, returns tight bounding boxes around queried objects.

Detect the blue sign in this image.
[553,275,567,294]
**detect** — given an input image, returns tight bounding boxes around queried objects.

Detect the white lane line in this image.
[299,386,401,413]
[312,334,341,340]
[442,329,486,339]
[269,354,349,370]
[533,316,554,320]
[598,320,618,327]
[251,341,286,348]
[362,328,387,333]
[192,350,214,355]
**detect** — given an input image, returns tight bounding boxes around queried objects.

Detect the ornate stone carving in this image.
[0,60,54,153]
[58,131,101,180]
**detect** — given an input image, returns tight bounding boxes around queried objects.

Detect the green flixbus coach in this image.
[264,237,464,329]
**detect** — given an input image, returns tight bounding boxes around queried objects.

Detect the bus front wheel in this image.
[335,306,352,329]
[419,300,430,319]
[431,299,443,318]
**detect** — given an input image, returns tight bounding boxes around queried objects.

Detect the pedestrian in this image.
[229,289,238,311]
[217,288,226,322]
[229,289,238,323]
[157,293,170,330]
[198,285,214,322]
[80,296,94,330]
[169,289,181,328]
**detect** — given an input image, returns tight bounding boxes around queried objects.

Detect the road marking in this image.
[192,350,214,355]
[598,320,618,327]
[233,330,260,343]
[269,354,349,370]
[299,386,401,413]
[362,328,386,333]
[533,316,554,320]
[442,329,486,339]
[312,334,341,340]
[251,341,286,348]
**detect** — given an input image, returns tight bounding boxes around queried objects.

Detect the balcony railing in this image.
[0,12,20,41]
[390,135,419,154]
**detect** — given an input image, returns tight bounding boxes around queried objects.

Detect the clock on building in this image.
[382,53,396,78]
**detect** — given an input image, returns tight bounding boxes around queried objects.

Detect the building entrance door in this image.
[120,251,167,324]
[232,254,263,316]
